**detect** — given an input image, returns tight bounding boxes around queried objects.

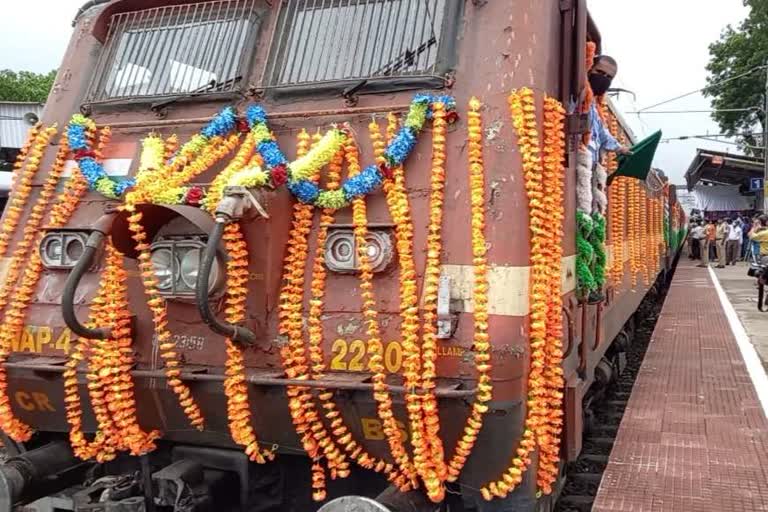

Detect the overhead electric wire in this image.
[636,65,767,113]
[628,108,760,115]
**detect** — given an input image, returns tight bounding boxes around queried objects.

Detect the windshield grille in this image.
[88,0,262,102]
[263,0,448,88]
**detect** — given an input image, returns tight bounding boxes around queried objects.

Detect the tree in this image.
[705,0,768,156]
[0,69,57,103]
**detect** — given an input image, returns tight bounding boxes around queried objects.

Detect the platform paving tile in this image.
[593,260,768,512]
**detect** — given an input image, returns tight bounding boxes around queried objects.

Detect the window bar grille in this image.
[89,0,258,102]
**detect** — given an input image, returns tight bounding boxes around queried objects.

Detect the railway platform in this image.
[592,259,768,511]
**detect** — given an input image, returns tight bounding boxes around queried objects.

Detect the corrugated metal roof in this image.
[0,102,44,150]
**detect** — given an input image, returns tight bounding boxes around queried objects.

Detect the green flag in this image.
[607,130,662,186]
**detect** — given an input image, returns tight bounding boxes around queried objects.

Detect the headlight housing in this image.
[150,238,224,298]
[39,231,91,269]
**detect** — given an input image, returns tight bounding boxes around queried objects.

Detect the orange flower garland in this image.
[628,180,640,287]
[123,192,205,429]
[445,98,493,481]
[312,134,408,490]
[482,88,548,500]
[640,192,650,285]
[417,101,450,502]
[0,167,89,441]
[375,116,425,490]
[65,245,160,461]
[351,125,417,491]
[221,221,276,463]
[0,132,70,313]
[278,130,347,502]
[537,97,567,494]
[9,123,41,192]
[0,124,57,257]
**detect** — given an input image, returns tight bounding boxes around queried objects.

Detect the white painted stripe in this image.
[63,158,133,178]
[441,255,576,317]
[708,266,768,418]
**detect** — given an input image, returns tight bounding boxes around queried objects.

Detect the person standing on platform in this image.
[699,220,716,267]
[689,221,704,260]
[749,216,768,263]
[715,218,729,268]
[726,219,742,265]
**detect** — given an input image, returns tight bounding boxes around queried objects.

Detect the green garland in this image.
[590,212,607,289]
[576,211,596,296]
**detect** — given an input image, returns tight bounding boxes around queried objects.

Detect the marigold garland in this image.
[8,123,41,193]
[221,222,276,463]
[65,245,160,461]
[445,98,493,481]
[0,124,57,257]
[278,131,348,502]
[0,167,89,441]
[0,131,70,314]
[482,89,549,500]
[351,125,418,491]
[536,97,567,493]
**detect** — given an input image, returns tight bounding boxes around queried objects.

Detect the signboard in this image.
[750,177,763,192]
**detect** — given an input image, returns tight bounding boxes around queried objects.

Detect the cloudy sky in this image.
[0,0,753,183]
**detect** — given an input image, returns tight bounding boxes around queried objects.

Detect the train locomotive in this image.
[0,1,687,511]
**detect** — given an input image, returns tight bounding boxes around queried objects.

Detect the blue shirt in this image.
[587,102,620,163]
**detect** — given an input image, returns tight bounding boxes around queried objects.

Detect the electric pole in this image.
[764,63,768,211]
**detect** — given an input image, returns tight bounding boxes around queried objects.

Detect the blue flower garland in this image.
[244,94,456,210]
[67,115,134,200]
[67,108,238,201]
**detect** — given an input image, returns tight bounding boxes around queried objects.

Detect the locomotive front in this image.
[0,1,581,511]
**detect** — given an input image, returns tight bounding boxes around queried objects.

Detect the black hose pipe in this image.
[62,231,111,340]
[196,219,256,346]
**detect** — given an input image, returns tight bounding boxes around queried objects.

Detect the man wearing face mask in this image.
[575,54,632,304]
[586,55,632,161]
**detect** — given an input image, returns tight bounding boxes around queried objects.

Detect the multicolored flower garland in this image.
[231,96,456,211]
[68,115,133,199]
[67,107,238,201]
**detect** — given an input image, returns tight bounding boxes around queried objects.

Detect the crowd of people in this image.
[688,214,768,267]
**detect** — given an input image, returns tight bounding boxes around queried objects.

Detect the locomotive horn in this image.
[61,212,117,340]
[195,187,267,346]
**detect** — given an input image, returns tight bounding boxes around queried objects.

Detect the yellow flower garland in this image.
[8,123,41,192]
[221,222,276,463]
[481,89,550,500]
[0,131,70,313]
[352,125,418,490]
[537,97,567,494]
[0,124,57,256]
[278,131,347,502]
[445,97,493,482]
[0,167,89,441]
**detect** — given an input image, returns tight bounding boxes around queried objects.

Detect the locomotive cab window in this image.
[88,0,263,103]
[264,0,462,92]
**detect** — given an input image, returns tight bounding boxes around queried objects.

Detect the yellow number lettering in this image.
[384,341,403,374]
[361,418,384,440]
[15,391,35,411]
[330,339,348,371]
[36,327,52,352]
[18,328,36,353]
[11,330,20,352]
[55,329,71,354]
[32,392,55,412]
[348,339,366,372]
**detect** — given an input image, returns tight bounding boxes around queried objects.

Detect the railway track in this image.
[554,276,670,512]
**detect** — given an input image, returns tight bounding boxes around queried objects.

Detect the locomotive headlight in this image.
[150,248,177,291]
[40,231,90,269]
[150,239,224,298]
